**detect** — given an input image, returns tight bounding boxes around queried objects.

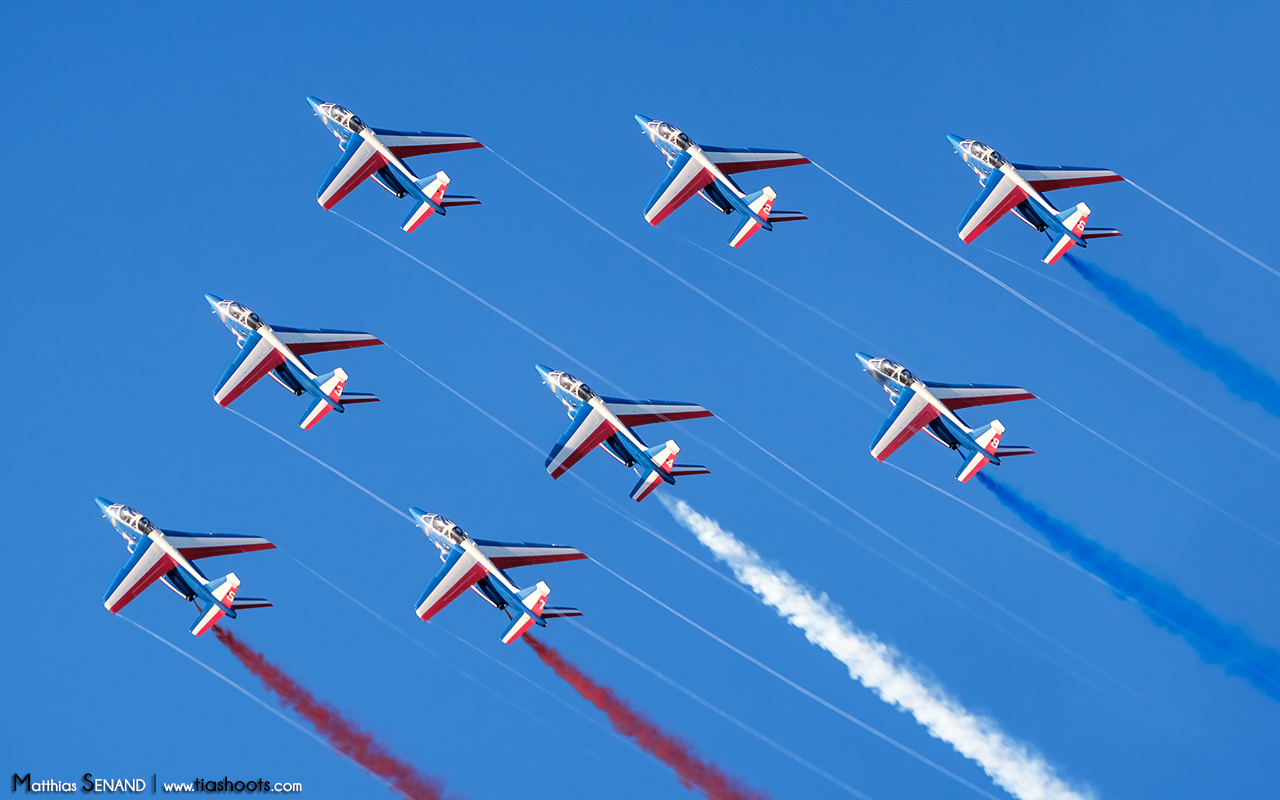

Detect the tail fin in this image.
[1042,202,1090,265]
[501,581,550,644]
[191,573,240,636]
[299,368,348,430]
[728,187,776,248]
[956,420,1004,483]
[630,440,679,502]
[401,171,450,232]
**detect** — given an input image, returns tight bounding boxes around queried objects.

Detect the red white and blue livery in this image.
[206,294,383,430]
[948,135,1124,264]
[97,498,274,636]
[537,364,713,502]
[635,115,809,248]
[857,353,1037,483]
[308,96,483,232]
[412,509,586,644]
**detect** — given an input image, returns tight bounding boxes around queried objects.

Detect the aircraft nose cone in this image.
[946,134,964,150]
[634,114,654,130]
[95,497,113,514]
[855,352,873,370]
[204,293,224,311]
[535,363,554,385]
[306,96,324,112]
[408,507,429,526]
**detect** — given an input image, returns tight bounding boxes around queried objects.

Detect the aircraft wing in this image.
[1011,163,1123,193]
[214,330,285,407]
[700,145,809,175]
[957,169,1030,244]
[159,530,276,560]
[545,403,619,479]
[644,150,714,226]
[270,326,384,356]
[600,397,713,426]
[869,386,941,462]
[472,539,587,569]
[104,537,177,614]
[370,127,484,158]
[415,546,489,621]
[317,133,390,210]
[922,382,1036,410]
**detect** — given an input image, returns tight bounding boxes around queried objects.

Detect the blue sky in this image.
[4,3,1279,798]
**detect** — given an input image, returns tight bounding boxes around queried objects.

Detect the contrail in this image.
[1126,179,1280,279]
[1065,253,1280,420]
[525,635,772,800]
[976,473,1280,702]
[215,627,447,800]
[813,162,1280,461]
[662,497,1095,800]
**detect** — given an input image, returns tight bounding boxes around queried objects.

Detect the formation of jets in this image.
[100,97,1131,639]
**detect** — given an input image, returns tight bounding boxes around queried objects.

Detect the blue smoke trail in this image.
[1064,253,1280,418]
[976,472,1280,701]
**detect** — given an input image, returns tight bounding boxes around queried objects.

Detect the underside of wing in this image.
[922,382,1037,410]
[471,539,588,568]
[371,128,484,158]
[644,151,714,226]
[270,326,385,356]
[104,538,177,613]
[317,135,389,209]
[415,546,488,621]
[701,145,810,175]
[958,170,1030,244]
[869,386,941,462]
[161,530,276,560]
[600,397,714,426]
[214,332,285,408]
[1011,163,1124,193]
[545,404,619,479]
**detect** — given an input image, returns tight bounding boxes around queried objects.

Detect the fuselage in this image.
[856,353,986,456]
[537,365,655,469]
[97,498,231,613]
[636,115,760,219]
[411,510,538,619]
[948,136,1067,238]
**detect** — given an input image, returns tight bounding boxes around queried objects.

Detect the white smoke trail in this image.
[663,496,1095,800]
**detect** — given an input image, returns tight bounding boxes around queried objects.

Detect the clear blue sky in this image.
[4,3,1279,798]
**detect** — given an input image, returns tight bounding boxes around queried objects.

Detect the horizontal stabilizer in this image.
[441,194,481,208]
[994,445,1035,457]
[1082,227,1121,240]
[541,606,582,619]
[956,421,1004,483]
[230,597,272,610]
[402,171,450,232]
[669,463,710,477]
[338,392,379,404]
[728,187,776,248]
[300,368,348,430]
[768,210,807,222]
[191,573,239,637]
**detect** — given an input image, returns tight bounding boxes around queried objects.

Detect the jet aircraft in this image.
[308,96,484,232]
[98,497,274,636]
[206,294,383,430]
[947,135,1124,264]
[411,509,586,644]
[537,364,713,501]
[857,353,1036,482]
[635,115,809,248]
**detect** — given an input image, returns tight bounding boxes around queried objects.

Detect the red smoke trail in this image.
[214,627,446,800]
[525,636,769,800]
